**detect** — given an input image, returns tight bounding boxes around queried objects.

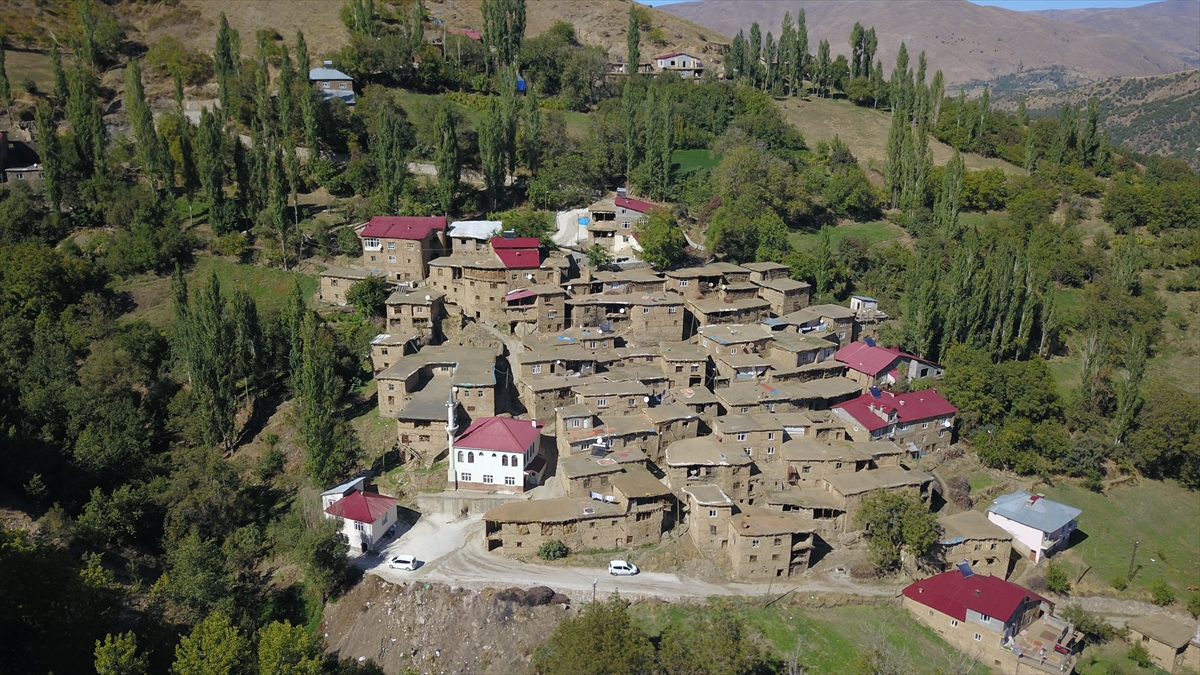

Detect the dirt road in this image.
[353,512,900,601]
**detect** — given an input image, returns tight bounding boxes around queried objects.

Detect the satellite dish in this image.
[643,396,650,403]
[425,294,431,301]
[619,308,625,313]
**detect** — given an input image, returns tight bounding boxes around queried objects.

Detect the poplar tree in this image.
[641,86,673,201]
[35,103,64,211]
[779,12,797,95]
[230,288,263,403]
[52,47,69,104]
[871,59,886,109]
[196,108,231,233]
[479,98,505,209]
[182,272,239,453]
[748,23,763,87]
[277,45,296,141]
[433,99,460,215]
[0,39,11,109]
[729,31,746,81]
[269,144,290,269]
[915,52,929,124]
[885,104,908,209]
[795,8,809,87]
[930,70,946,125]
[890,42,911,113]
[1080,97,1101,168]
[849,22,865,79]
[296,30,310,73]
[214,13,241,113]
[124,60,169,196]
[66,66,106,174]
[764,32,776,92]
[864,28,878,77]
[814,40,831,98]
[934,150,965,236]
[499,68,520,178]
[1017,96,1028,126]
[482,0,526,69]
[627,4,641,73]
[294,311,348,485]
[622,79,638,182]
[523,87,542,175]
[372,106,410,213]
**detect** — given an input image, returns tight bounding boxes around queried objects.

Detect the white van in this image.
[608,560,639,576]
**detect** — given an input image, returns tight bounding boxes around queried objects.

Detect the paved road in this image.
[353,512,899,601]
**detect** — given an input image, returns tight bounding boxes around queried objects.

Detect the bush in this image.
[1127,641,1153,669]
[1109,575,1128,591]
[1060,604,1119,643]
[216,232,250,260]
[537,540,568,561]
[1151,578,1175,606]
[1188,591,1200,619]
[1045,560,1070,594]
[345,276,389,317]
[145,35,215,86]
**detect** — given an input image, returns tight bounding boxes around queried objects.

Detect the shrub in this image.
[1151,578,1176,606]
[345,276,389,316]
[145,35,215,86]
[1045,560,1070,594]
[537,540,568,561]
[1187,591,1200,619]
[1109,575,1128,591]
[1127,641,1153,668]
[216,232,250,260]
[1060,604,1119,643]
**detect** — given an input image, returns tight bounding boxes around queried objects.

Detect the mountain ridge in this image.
[1028,0,1200,68]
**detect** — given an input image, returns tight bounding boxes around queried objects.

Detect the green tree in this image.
[433,99,460,215]
[479,98,505,209]
[855,490,939,571]
[0,38,12,108]
[586,244,614,270]
[637,208,687,270]
[794,8,809,89]
[523,86,542,175]
[125,60,170,196]
[213,13,241,112]
[532,597,655,675]
[481,0,526,69]
[933,150,964,236]
[172,611,247,675]
[1151,579,1176,606]
[256,621,323,675]
[626,4,641,75]
[537,540,568,560]
[658,611,770,675]
[371,105,411,215]
[1045,560,1070,594]
[345,276,389,316]
[1127,641,1153,668]
[294,312,352,485]
[35,102,65,211]
[95,632,148,675]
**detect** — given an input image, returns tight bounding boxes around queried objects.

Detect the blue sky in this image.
[642,0,1164,9]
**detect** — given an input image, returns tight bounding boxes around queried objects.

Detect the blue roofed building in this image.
[987,491,1081,564]
[310,61,355,104]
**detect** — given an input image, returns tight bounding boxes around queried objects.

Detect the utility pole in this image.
[592,578,598,604]
[1127,540,1140,582]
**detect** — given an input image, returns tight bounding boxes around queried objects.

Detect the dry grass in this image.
[776,97,1023,176]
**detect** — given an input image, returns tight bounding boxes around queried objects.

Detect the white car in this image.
[388,554,418,571]
[608,560,639,576]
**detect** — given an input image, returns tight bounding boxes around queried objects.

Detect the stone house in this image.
[774,411,849,443]
[642,404,701,464]
[375,345,498,418]
[836,341,945,391]
[741,262,791,283]
[664,436,754,504]
[518,374,604,423]
[448,417,544,493]
[586,269,666,295]
[357,216,446,282]
[987,491,1081,564]
[560,451,625,498]
[445,220,501,259]
[654,52,704,78]
[1126,615,1200,674]
[318,267,379,305]
[309,61,356,103]
[822,468,935,531]
[516,344,596,380]
[483,496,664,556]
[567,293,686,345]
[766,332,843,382]
[659,341,708,388]
[384,290,445,345]
[503,285,568,335]
[713,414,784,465]
[778,304,858,347]
[781,439,880,486]
[697,324,774,359]
[902,570,1080,675]
[754,278,812,317]
[682,487,814,580]
[929,510,1014,580]
[573,380,654,414]
[667,385,721,422]
[585,192,657,251]
[763,488,848,542]
[395,392,457,467]
[832,388,957,455]
[369,334,412,373]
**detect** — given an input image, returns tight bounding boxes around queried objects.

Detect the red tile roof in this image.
[490,237,541,249]
[323,490,397,524]
[494,249,542,269]
[455,417,542,453]
[834,388,957,432]
[450,28,481,40]
[615,196,657,214]
[835,342,934,376]
[505,289,537,302]
[903,570,1048,622]
[360,216,446,240]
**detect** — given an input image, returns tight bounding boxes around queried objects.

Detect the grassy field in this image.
[630,601,990,675]
[1038,481,1200,597]
[788,219,908,253]
[1075,642,1171,675]
[776,97,1023,176]
[111,254,318,327]
[672,149,720,175]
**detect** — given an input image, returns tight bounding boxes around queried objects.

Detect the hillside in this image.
[658,0,1192,87]
[1030,0,1200,68]
[1001,69,1200,169]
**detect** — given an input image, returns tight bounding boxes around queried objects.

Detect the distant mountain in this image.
[658,0,1193,86]
[1030,0,1200,68]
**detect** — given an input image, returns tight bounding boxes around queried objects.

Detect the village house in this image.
[682,486,814,580]
[754,277,813,317]
[714,378,862,416]
[766,332,844,382]
[375,345,499,418]
[664,262,752,301]
[309,61,355,104]
[781,438,896,486]
[659,341,708,388]
[763,487,847,544]
[572,380,654,415]
[357,216,447,282]
[395,391,458,467]
[503,285,568,335]
[774,410,849,442]
[448,417,544,493]
[902,569,1081,674]
[515,344,596,380]
[321,476,398,552]
[654,52,704,78]
[666,385,721,422]
[642,404,701,463]
[584,268,667,296]
[1,130,44,183]
[836,340,945,391]
[566,293,686,345]
[1125,615,1200,674]
[821,468,935,532]
[987,491,1081,564]
[688,295,773,330]
[928,510,1014,580]
[483,493,665,556]
[712,414,785,465]
[384,289,445,346]
[832,388,957,456]
[664,436,754,503]
[585,191,657,252]
[560,450,625,497]
[318,267,380,305]
[697,324,774,360]
[517,373,606,423]
[445,220,501,258]
[369,334,412,372]
[777,304,859,347]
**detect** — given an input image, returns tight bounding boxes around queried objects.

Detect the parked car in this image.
[608,560,639,576]
[388,554,418,571]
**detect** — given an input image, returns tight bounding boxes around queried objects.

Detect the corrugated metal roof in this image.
[988,491,1082,533]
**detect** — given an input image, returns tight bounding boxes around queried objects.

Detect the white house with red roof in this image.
[832,388,957,455]
[321,479,399,552]
[835,340,944,391]
[448,417,545,493]
[356,216,447,282]
[902,569,1081,673]
[653,52,704,78]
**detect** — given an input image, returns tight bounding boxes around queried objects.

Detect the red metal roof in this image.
[835,342,927,376]
[360,216,446,240]
[450,28,482,40]
[615,196,657,214]
[490,237,541,249]
[455,417,542,453]
[323,490,396,524]
[834,388,957,432]
[654,52,684,60]
[505,288,537,302]
[494,249,541,269]
[902,570,1048,622]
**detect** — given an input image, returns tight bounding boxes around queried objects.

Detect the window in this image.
[505,476,516,485]
[730,348,738,355]
[950,619,959,627]
[744,447,752,456]
[922,422,930,429]
[415,306,424,314]
[354,521,365,531]
[364,237,381,249]
[835,462,842,469]
[460,473,471,482]
[709,525,718,534]
[628,398,637,407]
[736,432,748,441]
[381,348,389,355]
[801,466,811,473]
[569,418,582,428]
[477,390,485,397]
[751,539,760,548]
[467,452,474,463]
[597,398,608,407]
[502,455,509,467]
[370,255,377,262]
[774,537,781,546]
[767,432,775,440]
[483,475,494,484]
[679,280,689,287]
[642,307,650,314]
[978,613,991,622]
[457,451,464,462]
[388,256,397,263]
[973,634,981,642]
[669,306,677,314]
[387,383,395,391]
[740,407,750,414]
[709,509,718,518]
[691,365,700,372]
[767,446,775,455]
[589,341,598,349]
[331,279,339,287]
[407,242,415,250]
[387,241,396,250]
[548,310,557,318]
[532,364,542,374]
